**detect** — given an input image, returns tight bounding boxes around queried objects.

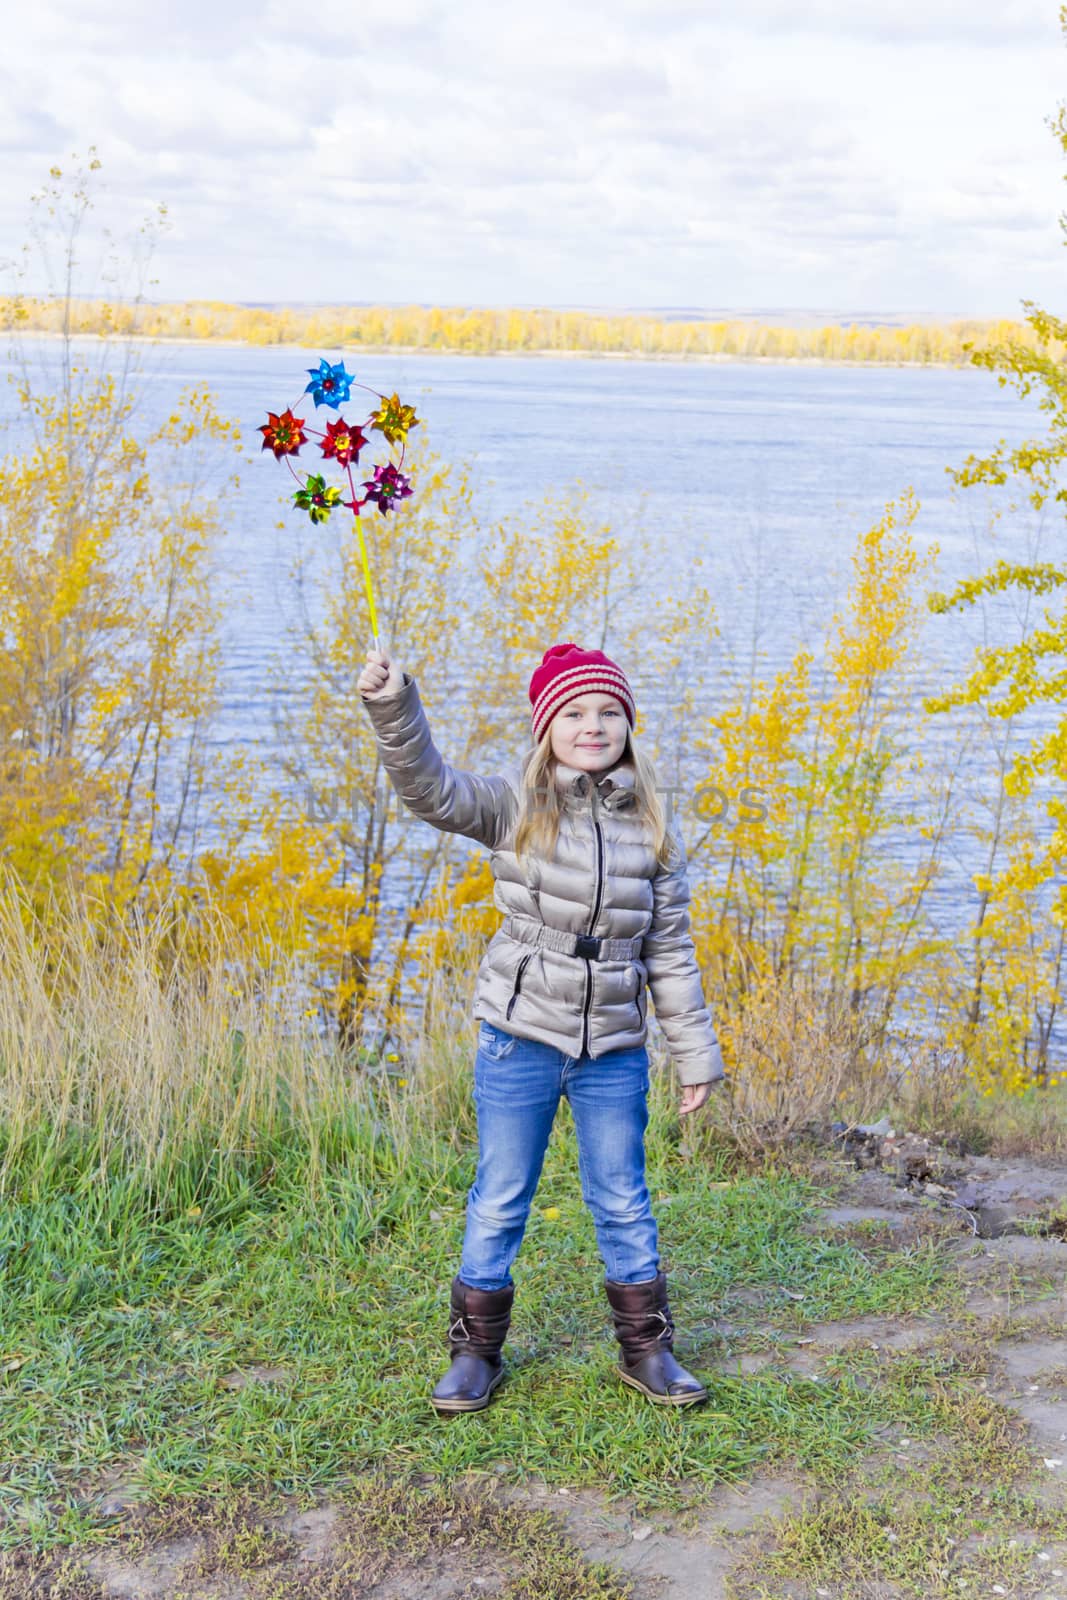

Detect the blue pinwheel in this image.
[304,358,354,410]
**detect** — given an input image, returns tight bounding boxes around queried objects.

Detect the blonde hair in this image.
[513,719,680,873]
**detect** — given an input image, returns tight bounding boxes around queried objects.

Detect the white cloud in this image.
[0,0,1064,314]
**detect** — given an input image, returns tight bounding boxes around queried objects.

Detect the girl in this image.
[358,640,724,1414]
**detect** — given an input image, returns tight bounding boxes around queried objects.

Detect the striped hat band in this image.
[531,662,636,742]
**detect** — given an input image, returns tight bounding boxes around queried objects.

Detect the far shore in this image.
[8,330,972,370]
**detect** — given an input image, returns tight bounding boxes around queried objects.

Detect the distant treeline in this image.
[3,296,1057,366]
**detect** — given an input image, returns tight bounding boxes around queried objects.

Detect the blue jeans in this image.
[458,1020,660,1292]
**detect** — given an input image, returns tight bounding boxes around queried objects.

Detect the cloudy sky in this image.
[2,0,1065,316]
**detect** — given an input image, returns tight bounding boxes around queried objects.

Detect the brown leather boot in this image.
[430,1275,513,1415]
[604,1271,708,1407]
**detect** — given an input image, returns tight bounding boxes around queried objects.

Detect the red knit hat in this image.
[528,642,636,743]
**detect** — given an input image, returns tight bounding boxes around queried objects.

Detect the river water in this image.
[140,345,1052,724]
[4,338,1049,733]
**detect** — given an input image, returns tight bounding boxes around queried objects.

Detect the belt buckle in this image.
[573,933,601,959]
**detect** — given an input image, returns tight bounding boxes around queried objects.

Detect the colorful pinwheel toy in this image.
[258,359,420,648]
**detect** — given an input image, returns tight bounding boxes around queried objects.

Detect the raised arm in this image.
[360,651,517,852]
[642,829,726,1088]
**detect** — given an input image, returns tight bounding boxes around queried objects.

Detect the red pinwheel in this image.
[259,409,307,458]
[320,418,368,468]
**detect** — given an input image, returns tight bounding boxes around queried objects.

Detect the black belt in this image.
[500,917,644,961]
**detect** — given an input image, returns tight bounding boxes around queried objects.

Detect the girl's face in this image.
[549,692,629,774]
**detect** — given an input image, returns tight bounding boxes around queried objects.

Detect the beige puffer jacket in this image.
[361,672,725,1087]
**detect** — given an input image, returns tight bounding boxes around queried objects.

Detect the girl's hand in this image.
[679,1082,713,1116]
[358,645,406,700]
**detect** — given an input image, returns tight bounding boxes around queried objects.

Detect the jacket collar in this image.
[554,758,637,808]
[517,750,638,808]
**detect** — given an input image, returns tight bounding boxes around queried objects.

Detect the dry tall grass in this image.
[706,969,896,1155]
[0,882,340,1191]
[3,877,1061,1201]
[0,876,493,1198]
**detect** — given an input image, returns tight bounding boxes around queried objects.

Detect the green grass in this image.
[0,1079,976,1550]
[4,1062,1067,1600]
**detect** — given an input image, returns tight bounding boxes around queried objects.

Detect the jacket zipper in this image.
[506,952,533,1022]
[580,793,605,1056]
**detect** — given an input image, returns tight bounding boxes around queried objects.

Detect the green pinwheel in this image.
[293,474,344,524]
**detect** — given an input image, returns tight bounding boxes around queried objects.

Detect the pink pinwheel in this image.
[362,462,413,515]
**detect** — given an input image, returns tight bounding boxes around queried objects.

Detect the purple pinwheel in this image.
[304,358,354,410]
[362,461,414,515]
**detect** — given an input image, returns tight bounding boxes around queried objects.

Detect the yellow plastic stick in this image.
[354,513,381,649]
